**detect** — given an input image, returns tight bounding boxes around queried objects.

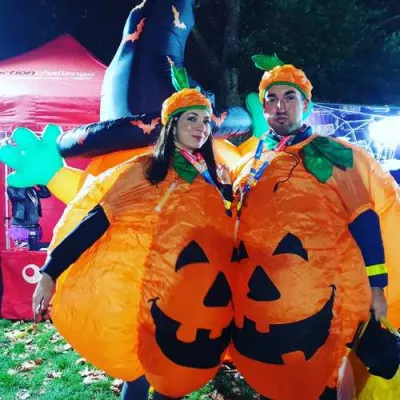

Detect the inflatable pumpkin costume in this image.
[229,56,399,400]
[43,78,236,397]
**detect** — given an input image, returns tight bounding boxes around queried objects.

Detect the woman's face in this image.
[175,109,212,151]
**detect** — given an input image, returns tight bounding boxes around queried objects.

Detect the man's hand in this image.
[371,287,388,321]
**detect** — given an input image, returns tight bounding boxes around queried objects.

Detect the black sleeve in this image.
[348,208,388,288]
[219,184,233,217]
[41,204,110,281]
[220,184,233,203]
[7,187,28,201]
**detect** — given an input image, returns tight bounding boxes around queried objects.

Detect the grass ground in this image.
[0,319,256,400]
[0,319,117,399]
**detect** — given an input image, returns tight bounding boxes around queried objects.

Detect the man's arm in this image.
[348,208,388,288]
[330,142,395,320]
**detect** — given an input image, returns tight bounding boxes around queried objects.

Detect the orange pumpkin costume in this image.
[231,135,375,399]
[45,81,236,397]
[49,154,235,397]
[228,57,399,400]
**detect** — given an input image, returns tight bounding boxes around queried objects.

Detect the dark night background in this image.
[0,0,399,106]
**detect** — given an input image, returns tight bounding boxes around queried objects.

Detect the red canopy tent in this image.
[0,35,106,319]
[0,34,105,132]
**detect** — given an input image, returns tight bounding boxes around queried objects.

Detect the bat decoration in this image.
[212,112,228,127]
[133,0,147,12]
[124,18,146,43]
[130,117,161,135]
[172,5,187,30]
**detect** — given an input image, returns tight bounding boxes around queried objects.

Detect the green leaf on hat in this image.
[251,54,285,71]
[171,64,190,92]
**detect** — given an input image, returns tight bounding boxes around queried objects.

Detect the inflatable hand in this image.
[237,93,275,158]
[245,92,269,138]
[0,124,64,187]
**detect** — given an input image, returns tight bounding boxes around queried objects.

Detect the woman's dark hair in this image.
[145,112,219,185]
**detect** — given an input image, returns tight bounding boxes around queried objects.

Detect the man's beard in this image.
[270,121,301,136]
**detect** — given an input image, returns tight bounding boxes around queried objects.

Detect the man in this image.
[230,56,397,400]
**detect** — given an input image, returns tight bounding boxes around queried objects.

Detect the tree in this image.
[190,0,243,106]
[11,0,397,106]
[189,0,400,105]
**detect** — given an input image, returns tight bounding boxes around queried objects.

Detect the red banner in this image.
[0,249,46,320]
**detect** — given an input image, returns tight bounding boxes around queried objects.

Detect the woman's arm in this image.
[41,204,110,280]
[32,204,110,321]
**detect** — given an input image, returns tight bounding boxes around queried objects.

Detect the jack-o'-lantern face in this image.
[140,234,234,396]
[231,233,339,400]
[150,240,233,368]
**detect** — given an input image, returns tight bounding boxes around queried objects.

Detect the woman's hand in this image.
[217,164,232,185]
[32,272,55,323]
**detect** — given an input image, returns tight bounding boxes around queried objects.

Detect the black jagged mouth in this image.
[233,286,335,364]
[150,299,232,369]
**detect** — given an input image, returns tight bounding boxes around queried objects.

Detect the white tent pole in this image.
[4,132,10,250]
[5,166,9,251]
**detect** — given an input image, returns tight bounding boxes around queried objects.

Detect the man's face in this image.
[263,85,309,136]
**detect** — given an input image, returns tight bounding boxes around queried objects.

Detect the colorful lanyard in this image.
[238,134,290,208]
[180,148,232,216]
[180,148,215,185]
[242,135,289,195]
[234,134,290,241]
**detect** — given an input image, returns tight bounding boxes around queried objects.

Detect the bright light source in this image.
[335,136,351,142]
[381,159,400,171]
[369,117,400,147]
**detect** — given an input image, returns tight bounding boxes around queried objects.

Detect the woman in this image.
[32,84,235,399]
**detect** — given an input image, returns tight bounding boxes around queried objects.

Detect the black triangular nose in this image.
[247,266,281,301]
[203,272,232,307]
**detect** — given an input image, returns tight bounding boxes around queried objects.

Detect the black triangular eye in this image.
[203,272,232,307]
[231,241,249,262]
[273,233,308,261]
[175,241,210,272]
[248,266,281,301]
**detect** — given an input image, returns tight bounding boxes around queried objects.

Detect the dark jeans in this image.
[120,376,182,400]
[121,377,336,400]
[120,376,149,400]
